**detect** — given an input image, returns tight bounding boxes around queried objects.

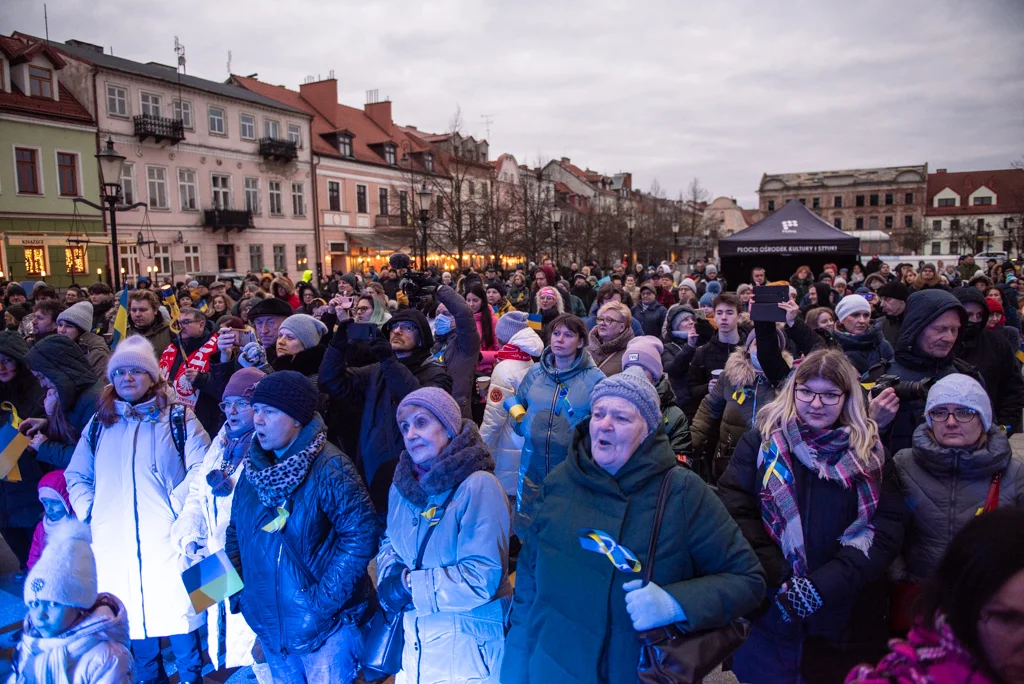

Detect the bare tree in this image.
[681,178,711,262]
[899,218,931,255]
[948,215,991,256]
[477,173,518,267]
[510,160,553,263]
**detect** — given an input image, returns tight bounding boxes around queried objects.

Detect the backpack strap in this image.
[170,405,187,464]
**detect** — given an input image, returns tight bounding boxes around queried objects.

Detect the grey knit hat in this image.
[925,373,992,431]
[590,367,661,435]
[107,335,161,383]
[279,314,328,351]
[398,387,462,438]
[495,311,529,345]
[56,300,94,332]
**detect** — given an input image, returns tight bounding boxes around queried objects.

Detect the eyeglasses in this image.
[219,400,253,413]
[355,306,373,314]
[111,368,149,379]
[178,319,201,326]
[928,407,978,423]
[596,316,625,326]
[862,293,875,301]
[391,322,417,333]
[795,387,845,405]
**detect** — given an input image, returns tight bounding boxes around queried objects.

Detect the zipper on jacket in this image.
[948,453,959,541]
[543,375,561,476]
[276,542,289,656]
[129,422,148,639]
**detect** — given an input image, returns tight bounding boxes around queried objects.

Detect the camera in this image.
[869,374,934,402]
[390,253,437,308]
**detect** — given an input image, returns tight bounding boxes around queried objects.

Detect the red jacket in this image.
[656,286,677,309]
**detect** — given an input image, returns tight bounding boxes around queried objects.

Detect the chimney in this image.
[66,39,104,53]
[560,157,571,164]
[365,99,392,135]
[299,77,338,117]
[936,168,947,173]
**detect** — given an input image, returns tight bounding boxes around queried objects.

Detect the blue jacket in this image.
[513,349,604,530]
[631,301,667,337]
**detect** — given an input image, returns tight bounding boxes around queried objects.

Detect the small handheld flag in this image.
[110,283,130,350]
[1017,343,1024,364]
[0,402,27,482]
[181,549,244,613]
[160,285,181,334]
[527,313,543,331]
[576,528,642,573]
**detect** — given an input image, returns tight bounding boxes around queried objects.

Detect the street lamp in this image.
[417,181,433,270]
[671,221,679,262]
[551,207,562,268]
[626,213,636,270]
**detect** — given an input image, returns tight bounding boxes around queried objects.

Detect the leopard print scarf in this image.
[245,430,326,508]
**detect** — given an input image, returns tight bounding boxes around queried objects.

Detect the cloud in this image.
[5,0,1022,206]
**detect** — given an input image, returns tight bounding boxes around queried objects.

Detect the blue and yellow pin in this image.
[576,528,642,573]
[421,505,446,527]
[262,505,290,533]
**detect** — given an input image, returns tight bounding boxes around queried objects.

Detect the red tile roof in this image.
[927,169,1024,216]
[0,80,94,125]
[0,34,66,68]
[554,182,573,194]
[229,75,337,157]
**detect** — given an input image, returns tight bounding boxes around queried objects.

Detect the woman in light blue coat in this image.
[376,387,511,684]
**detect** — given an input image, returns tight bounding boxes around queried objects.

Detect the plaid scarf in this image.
[758,419,884,577]
[495,343,532,362]
[245,430,325,508]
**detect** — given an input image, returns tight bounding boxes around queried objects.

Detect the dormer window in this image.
[384,144,397,165]
[29,65,53,98]
[338,134,352,157]
[424,153,434,173]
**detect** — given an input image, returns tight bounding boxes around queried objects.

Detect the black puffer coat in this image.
[685,330,744,418]
[225,415,378,658]
[830,320,894,375]
[0,332,45,528]
[660,305,707,411]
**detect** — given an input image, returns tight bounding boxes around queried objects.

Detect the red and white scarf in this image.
[495,343,532,362]
[159,335,218,408]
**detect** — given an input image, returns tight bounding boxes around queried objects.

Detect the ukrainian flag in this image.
[110,283,129,350]
[0,402,27,482]
[1017,342,1024,364]
[160,285,181,333]
[181,549,244,613]
[527,313,543,331]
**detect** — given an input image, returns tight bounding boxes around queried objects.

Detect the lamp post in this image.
[417,181,433,270]
[75,137,145,291]
[626,213,636,270]
[551,207,562,268]
[671,221,679,262]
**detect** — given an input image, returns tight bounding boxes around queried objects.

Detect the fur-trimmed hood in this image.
[393,419,495,508]
[722,345,792,388]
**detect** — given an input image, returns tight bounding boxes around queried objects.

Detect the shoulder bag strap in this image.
[643,469,676,586]
[414,486,459,571]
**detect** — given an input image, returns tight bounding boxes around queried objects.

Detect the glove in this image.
[377,564,413,615]
[238,341,267,368]
[623,580,686,631]
[369,336,394,362]
[774,576,823,624]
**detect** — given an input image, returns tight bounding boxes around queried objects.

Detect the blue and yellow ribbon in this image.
[421,505,446,527]
[262,505,290,533]
[732,386,754,405]
[576,528,642,573]
[761,442,794,488]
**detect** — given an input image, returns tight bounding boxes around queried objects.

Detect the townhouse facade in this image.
[924,167,1024,257]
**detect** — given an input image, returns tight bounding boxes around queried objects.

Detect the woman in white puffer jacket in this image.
[478,313,544,498]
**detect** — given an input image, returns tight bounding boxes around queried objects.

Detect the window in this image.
[296,245,307,270]
[120,163,136,204]
[1006,217,1017,230]
[399,190,408,224]
[938,197,956,207]
[211,174,231,210]
[974,196,993,206]
[767,200,775,211]
[268,181,283,215]
[184,244,201,273]
[905,215,914,228]
[856,217,864,230]
[468,181,475,197]
[240,113,256,140]
[146,167,169,209]
[812,197,820,209]
[378,187,389,215]
[273,244,286,271]
[796,197,804,205]
[244,177,260,214]
[249,244,264,272]
[328,181,341,211]
[264,119,279,139]
[356,185,367,213]
[833,218,842,229]
[23,247,46,276]
[291,182,305,216]
[287,124,301,146]
[153,245,171,276]
[178,169,198,210]
[977,218,987,231]
[933,220,942,232]
[216,244,235,272]
[119,245,139,278]
[884,216,893,229]
[208,107,225,135]
[856,195,865,207]
[15,148,40,194]
[436,195,444,217]
[107,85,127,116]
[950,241,960,255]
[384,145,396,165]
[905,193,914,204]
[65,246,86,275]
[29,66,52,98]
[884,193,893,206]
[951,219,961,231]
[869,216,879,230]
[833,196,842,208]
[931,242,941,255]
[339,135,353,157]
[424,154,434,172]
[140,92,161,117]
[57,152,79,196]
[173,99,193,129]
[869,194,879,207]
[1003,240,1013,253]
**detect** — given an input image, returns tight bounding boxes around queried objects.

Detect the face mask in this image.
[434,315,454,336]
[750,350,762,372]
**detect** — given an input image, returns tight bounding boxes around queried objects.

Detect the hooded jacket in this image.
[430,285,482,420]
[225,415,378,658]
[26,336,103,469]
[830,320,894,374]
[319,311,452,511]
[953,287,1024,435]
[502,429,765,684]
[378,421,511,684]
[660,305,714,411]
[894,424,1024,583]
[0,331,45,529]
[479,327,545,495]
[26,469,71,571]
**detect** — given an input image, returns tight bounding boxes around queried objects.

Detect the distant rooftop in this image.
[760,164,928,190]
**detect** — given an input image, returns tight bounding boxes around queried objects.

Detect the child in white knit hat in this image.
[13,519,134,683]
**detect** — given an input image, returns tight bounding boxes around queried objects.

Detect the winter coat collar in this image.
[655,373,677,409]
[248,414,326,470]
[113,393,166,422]
[896,290,966,369]
[540,347,597,382]
[507,327,544,357]
[272,343,326,377]
[586,324,634,363]
[832,319,887,351]
[910,424,1012,480]
[392,419,494,508]
[129,317,170,338]
[568,427,676,498]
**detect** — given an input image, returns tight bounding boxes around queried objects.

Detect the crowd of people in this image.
[0,251,1023,684]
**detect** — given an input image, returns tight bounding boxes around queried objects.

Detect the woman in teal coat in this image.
[502,367,765,684]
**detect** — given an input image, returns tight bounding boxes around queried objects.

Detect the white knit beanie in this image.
[925,374,993,431]
[24,519,97,609]
[56,301,94,333]
[107,335,161,383]
[835,294,871,323]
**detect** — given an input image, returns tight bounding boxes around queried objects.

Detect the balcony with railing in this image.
[259,137,298,162]
[133,115,186,144]
[204,208,253,232]
[375,214,405,227]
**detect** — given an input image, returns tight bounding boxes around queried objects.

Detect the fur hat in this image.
[495,311,529,345]
[622,336,664,380]
[279,314,327,351]
[398,387,462,438]
[925,373,992,431]
[24,519,97,609]
[251,370,319,425]
[835,294,871,323]
[56,301,94,333]
[590,367,661,435]
[223,367,266,400]
[107,335,160,383]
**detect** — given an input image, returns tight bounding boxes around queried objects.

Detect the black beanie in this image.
[251,370,319,425]
[877,281,910,302]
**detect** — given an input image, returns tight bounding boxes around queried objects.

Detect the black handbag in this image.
[360,487,458,681]
[637,471,751,684]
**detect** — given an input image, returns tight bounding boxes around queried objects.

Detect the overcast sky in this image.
[6,0,1022,206]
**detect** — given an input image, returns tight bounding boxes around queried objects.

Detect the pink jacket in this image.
[474,312,500,374]
[26,469,71,570]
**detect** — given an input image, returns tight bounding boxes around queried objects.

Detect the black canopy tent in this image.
[718,201,861,286]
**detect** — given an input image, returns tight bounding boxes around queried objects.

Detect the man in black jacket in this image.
[685,293,745,418]
[319,309,452,511]
[877,281,909,347]
[226,371,377,683]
